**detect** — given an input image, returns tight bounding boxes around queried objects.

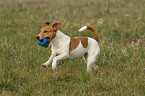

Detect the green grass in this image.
[0,0,145,95]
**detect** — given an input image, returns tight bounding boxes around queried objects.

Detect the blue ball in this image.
[38,38,50,47]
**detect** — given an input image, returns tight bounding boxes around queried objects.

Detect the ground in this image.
[0,0,145,95]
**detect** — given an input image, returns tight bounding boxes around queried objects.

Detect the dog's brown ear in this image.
[52,21,61,31]
[44,21,50,26]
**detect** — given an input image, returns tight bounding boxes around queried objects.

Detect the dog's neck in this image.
[51,30,70,47]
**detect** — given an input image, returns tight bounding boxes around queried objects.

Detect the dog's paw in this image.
[41,63,47,67]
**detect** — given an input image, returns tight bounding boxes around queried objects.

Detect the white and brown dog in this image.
[36,21,100,71]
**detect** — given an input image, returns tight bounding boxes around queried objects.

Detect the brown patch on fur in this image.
[69,37,88,52]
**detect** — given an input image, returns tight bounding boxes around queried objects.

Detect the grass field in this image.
[0,0,145,95]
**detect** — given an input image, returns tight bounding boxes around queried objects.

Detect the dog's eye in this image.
[44,31,48,33]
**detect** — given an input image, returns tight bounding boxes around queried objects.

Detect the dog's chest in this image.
[52,42,69,54]
[51,31,70,54]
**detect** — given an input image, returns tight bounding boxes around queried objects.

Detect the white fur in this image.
[79,26,87,32]
[42,29,100,71]
[51,30,70,54]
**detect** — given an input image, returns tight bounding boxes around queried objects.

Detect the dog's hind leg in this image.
[87,47,100,72]
[84,53,98,70]
[87,56,100,71]
[83,53,88,64]
[86,57,96,72]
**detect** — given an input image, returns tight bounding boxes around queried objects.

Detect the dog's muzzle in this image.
[36,36,40,40]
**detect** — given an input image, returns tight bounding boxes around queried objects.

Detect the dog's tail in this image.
[79,25,98,42]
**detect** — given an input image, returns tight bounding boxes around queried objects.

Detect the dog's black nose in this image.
[36,36,40,40]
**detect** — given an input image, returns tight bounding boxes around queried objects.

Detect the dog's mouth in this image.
[39,39,43,42]
[39,37,50,41]
[37,37,50,48]
[42,37,50,48]
[36,36,50,40]
[45,38,50,48]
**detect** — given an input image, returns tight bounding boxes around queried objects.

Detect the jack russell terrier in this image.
[36,21,100,71]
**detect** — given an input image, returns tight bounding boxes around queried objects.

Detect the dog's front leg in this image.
[52,53,69,70]
[41,53,56,67]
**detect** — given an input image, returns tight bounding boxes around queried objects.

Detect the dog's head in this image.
[36,21,61,42]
